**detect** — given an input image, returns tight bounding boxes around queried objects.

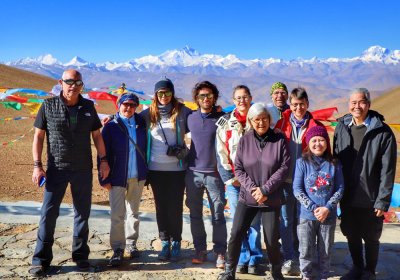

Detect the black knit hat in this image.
[154,77,175,95]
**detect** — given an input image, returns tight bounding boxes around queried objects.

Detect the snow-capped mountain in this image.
[5,45,400,73]
[3,45,400,112]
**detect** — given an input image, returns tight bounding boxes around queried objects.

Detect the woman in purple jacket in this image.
[218,103,290,280]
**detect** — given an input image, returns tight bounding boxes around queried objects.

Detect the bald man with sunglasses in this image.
[30,69,109,276]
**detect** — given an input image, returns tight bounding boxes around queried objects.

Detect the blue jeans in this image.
[32,168,92,266]
[280,182,297,261]
[185,170,227,254]
[226,184,263,266]
[297,218,336,279]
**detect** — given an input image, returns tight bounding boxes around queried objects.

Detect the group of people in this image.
[30,69,397,280]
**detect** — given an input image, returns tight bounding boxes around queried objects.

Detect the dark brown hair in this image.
[192,81,219,106]
[232,85,251,98]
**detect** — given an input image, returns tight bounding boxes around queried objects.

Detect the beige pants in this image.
[109,178,145,251]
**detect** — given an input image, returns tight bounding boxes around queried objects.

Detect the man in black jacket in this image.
[30,69,110,276]
[333,88,397,280]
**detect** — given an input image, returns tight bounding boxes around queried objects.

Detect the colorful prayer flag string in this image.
[1,128,34,147]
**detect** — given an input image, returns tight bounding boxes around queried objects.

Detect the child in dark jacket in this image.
[293,126,344,280]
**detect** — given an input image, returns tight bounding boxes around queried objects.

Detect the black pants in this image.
[227,201,281,266]
[32,168,92,266]
[340,207,384,273]
[148,170,186,242]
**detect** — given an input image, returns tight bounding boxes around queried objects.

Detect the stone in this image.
[0,267,15,278]
[1,247,31,259]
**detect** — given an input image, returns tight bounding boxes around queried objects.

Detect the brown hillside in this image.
[0,64,56,91]
[371,86,400,123]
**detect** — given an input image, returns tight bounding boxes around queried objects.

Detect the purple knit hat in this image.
[305,126,329,145]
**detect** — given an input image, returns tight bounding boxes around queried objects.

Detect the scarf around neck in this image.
[158,103,173,118]
[234,109,247,127]
[290,112,310,128]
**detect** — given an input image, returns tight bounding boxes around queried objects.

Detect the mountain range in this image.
[3,45,400,112]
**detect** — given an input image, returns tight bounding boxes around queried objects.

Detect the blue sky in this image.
[1,0,400,62]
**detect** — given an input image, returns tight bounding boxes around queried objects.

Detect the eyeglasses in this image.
[290,102,307,108]
[233,95,251,101]
[272,90,287,95]
[122,102,138,108]
[197,93,214,100]
[157,91,173,97]
[251,118,269,124]
[62,79,83,86]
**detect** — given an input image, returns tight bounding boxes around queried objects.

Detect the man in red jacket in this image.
[275,87,324,276]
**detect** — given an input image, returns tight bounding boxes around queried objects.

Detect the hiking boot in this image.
[216,253,226,269]
[158,240,170,261]
[248,264,263,275]
[340,266,363,280]
[217,263,236,280]
[281,259,300,276]
[29,265,49,277]
[236,264,248,274]
[126,244,140,259]
[109,248,124,267]
[170,241,181,262]
[192,250,207,264]
[361,270,376,280]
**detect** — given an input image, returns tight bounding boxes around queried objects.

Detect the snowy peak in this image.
[64,56,89,67]
[159,46,201,65]
[5,45,400,71]
[11,54,60,65]
[360,45,390,62]
[182,45,200,56]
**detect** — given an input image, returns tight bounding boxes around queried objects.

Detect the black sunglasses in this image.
[63,79,84,86]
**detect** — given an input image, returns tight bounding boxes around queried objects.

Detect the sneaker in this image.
[281,259,300,276]
[248,264,263,275]
[216,253,226,269]
[158,240,171,261]
[218,263,236,280]
[109,248,124,267]
[29,265,49,276]
[340,266,363,280]
[217,271,235,280]
[126,244,140,259]
[170,241,181,262]
[76,260,91,271]
[192,250,207,264]
[236,264,248,274]
[361,270,376,280]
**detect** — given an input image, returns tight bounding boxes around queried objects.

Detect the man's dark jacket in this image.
[333,110,397,211]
